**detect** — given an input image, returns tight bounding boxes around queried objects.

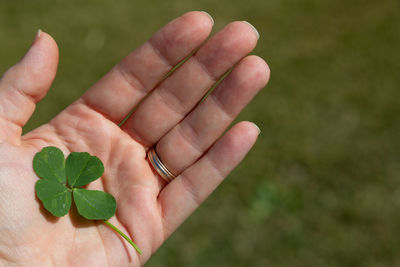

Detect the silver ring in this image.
[147,147,176,182]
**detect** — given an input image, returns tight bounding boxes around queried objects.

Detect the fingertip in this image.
[1,29,60,104]
[241,21,260,40]
[200,11,214,25]
[20,30,59,100]
[32,29,59,65]
[150,11,213,65]
[244,55,271,88]
[236,121,261,139]
[195,21,259,75]
[234,55,270,91]
[229,20,259,46]
[0,30,60,129]
[219,121,260,159]
[180,11,214,29]
[249,121,261,135]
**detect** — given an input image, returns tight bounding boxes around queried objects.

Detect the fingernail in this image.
[242,21,259,40]
[252,123,261,135]
[201,11,214,25]
[34,29,42,43]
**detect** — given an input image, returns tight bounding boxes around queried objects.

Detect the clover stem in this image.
[104,220,142,255]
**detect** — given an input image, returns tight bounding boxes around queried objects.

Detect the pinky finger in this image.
[158,121,260,237]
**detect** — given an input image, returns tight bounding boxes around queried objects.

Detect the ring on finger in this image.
[147,147,176,182]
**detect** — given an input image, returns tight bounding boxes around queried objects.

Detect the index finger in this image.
[79,11,214,123]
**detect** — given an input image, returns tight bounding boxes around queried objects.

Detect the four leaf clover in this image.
[33,146,141,254]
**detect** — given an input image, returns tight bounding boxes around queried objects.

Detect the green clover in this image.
[33,146,141,254]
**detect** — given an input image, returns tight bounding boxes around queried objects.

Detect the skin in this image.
[0,11,270,266]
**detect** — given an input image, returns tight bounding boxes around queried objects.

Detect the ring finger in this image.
[155,55,270,176]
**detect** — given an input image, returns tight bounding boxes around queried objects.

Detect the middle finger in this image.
[121,21,259,147]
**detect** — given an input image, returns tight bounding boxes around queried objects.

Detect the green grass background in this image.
[1,0,399,266]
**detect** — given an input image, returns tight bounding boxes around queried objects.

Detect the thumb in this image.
[0,30,59,141]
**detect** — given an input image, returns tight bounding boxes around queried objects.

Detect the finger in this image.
[158,121,260,236]
[79,11,214,123]
[0,30,59,141]
[156,55,269,175]
[121,21,260,147]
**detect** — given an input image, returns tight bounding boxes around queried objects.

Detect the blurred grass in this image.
[1,0,400,266]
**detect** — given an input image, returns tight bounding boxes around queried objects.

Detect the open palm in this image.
[0,12,269,266]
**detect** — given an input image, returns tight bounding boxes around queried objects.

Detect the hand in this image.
[0,11,269,266]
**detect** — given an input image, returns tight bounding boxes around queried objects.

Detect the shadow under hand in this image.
[68,198,96,229]
[36,194,59,224]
